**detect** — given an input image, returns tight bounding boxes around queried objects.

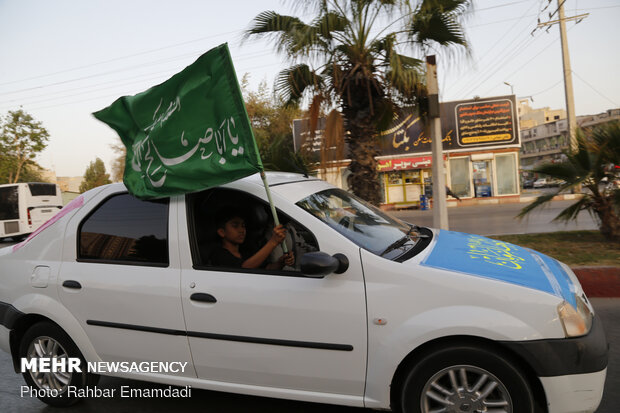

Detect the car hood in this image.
[420,230,578,307]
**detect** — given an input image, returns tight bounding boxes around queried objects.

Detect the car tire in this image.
[19,321,99,407]
[397,343,535,413]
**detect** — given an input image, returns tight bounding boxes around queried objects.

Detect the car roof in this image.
[100,172,323,197]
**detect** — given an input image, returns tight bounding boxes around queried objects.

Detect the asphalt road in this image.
[390,199,599,236]
[0,298,617,412]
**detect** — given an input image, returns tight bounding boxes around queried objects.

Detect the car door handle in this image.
[190,293,217,303]
[62,280,82,289]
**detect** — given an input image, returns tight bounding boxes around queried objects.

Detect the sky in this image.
[1,0,618,178]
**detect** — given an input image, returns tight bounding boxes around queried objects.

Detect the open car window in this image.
[186,188,319,273]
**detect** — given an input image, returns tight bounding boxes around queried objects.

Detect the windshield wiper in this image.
[380,224,429,257]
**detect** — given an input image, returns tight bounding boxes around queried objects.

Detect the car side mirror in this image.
[300,252,349,278]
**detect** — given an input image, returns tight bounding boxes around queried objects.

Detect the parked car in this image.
[533,178,547,188]
[0,173,607,412]
[522,178,535,189]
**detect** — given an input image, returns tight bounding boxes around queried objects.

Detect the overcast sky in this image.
[1,0,618,177]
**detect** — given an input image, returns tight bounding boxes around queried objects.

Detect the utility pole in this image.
[537,1,588,153]
[426,55,448,230]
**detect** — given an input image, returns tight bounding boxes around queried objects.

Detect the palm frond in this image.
[553,196,593,223]
[315,10,348,39]
[245,11,317,55]
[409,0,469,48]
[274,64,323,106]
[517,193,557,219]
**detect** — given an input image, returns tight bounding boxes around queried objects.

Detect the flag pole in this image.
[221,44,288,254]
[260,170,289,254]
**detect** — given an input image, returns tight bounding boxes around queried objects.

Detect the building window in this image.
[449,157,471,198]
[496,154,518,195]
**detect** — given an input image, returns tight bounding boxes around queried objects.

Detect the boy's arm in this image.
[241,225,287,269]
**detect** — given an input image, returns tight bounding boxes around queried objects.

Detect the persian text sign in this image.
[454,99,516,147]
[93,44,262,199]
[377,156,433,172]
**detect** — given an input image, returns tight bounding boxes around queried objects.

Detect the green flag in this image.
[93,43,263,199]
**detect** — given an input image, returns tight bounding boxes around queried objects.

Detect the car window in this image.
[78,193,169,266]
[187,188,318,273]
[296,188,423,260]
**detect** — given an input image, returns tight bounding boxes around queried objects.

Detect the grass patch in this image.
[490,230,620,267]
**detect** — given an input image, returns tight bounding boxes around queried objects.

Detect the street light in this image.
[503,81,514,95]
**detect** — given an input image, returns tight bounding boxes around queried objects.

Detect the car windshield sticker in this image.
[421,230,576,306]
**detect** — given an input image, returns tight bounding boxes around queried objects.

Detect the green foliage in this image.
[0,109,50,183]
[245,0,470,204]
[518,121,620,241]
[79,158,112,193]
[241,75,310,174]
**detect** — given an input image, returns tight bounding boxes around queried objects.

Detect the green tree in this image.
[246,0,470,204]
[110,138,126,182]
[518,121,620,242]
[79,158,112,193]
[241,74,310,173]
[0,109,50,183]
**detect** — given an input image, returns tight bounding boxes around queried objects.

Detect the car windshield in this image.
[296,188,417,258]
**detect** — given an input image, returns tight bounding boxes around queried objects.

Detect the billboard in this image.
[379,95,519,156]
[292,95,519,159]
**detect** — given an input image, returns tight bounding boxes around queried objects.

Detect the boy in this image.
[212,209,295,269]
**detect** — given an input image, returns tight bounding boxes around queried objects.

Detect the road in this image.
[390,199,598,236]
[0,298,617,412]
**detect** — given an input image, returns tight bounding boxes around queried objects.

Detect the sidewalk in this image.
[573,267,620,298]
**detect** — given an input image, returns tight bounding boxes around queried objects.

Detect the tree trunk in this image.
[595,198,620,242]
[13,158,25,183]
[340,72,384,205]
[344,115,382,205]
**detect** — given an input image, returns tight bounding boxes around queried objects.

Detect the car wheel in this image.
[398,344,535,413]
[19,321,98,407]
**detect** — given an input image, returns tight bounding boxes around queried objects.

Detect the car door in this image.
[57,190,194,377]
[178,188,368,397]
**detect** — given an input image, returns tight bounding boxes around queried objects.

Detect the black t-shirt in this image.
[210,246,248,268]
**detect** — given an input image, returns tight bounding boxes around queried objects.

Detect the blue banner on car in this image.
[421,230,576,306]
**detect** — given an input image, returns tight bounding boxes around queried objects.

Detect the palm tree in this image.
[518,121,620,242]
[245,0,470,204]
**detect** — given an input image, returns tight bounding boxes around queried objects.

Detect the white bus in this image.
[0,182,63,240]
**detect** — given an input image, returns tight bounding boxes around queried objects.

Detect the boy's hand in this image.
[279,252,295,267]
[269,224,287,245]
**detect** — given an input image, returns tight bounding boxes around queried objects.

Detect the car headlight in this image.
[557,295,593,337]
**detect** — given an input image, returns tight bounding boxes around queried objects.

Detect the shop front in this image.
[377,156,432,206]
[292,95,522,207]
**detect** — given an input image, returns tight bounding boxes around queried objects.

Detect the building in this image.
[517,99,566,129]
[520,108,620,172]
[294,95,522,208]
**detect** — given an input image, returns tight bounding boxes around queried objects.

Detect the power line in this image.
[529,79,563,96]
[0,47,275,98]
[480,32,561,97]
[572,70,619,107]
[0,29,242,88]
[473,0,532,13]
[450,0,541,98]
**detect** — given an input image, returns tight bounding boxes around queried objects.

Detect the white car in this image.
[533,178,548,188]
[0,173,607,412]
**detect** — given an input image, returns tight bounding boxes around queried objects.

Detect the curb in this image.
[572,267,620,298]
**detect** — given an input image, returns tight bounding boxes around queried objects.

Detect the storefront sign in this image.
[378,95,519,156]
[377,156,432,172]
